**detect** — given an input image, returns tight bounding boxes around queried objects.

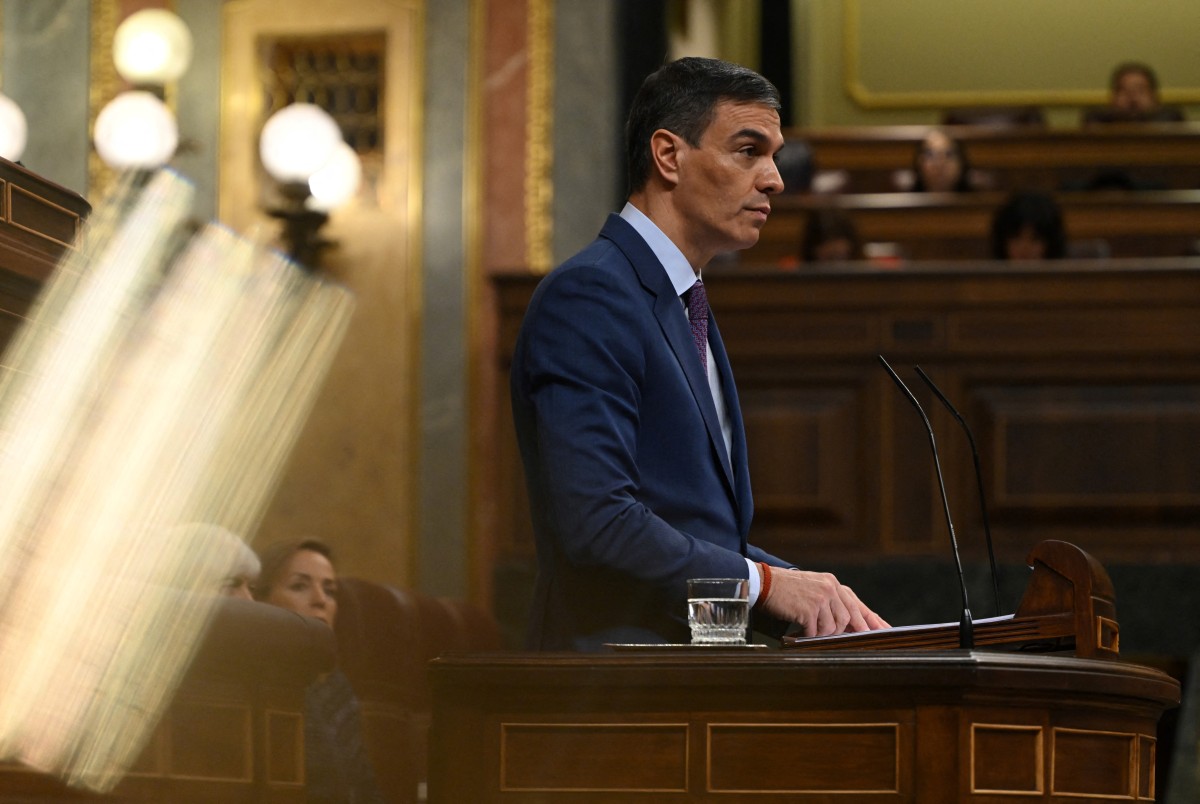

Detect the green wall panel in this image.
[846,0,1200,108]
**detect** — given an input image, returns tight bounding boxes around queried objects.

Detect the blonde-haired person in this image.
[221,535,260,600]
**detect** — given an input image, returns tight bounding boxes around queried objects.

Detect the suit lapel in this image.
[601,215,742,513]
[653,292,737,492]
[708,314,753,537]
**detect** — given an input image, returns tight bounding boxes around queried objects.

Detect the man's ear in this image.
[649,128,683,188]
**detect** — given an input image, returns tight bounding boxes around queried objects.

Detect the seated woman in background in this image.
[910,128,975,192]
[990,190,1066,261]
[255,539,385,804]
[802,208,861,264]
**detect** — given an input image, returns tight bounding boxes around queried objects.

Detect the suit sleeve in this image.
[513,264,750,590]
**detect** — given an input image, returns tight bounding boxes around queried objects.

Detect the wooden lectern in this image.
[429,542,1181,802]
[781,540,1120,658]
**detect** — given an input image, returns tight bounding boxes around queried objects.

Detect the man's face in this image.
[673,100,784,263]
[1113,72,1157,113]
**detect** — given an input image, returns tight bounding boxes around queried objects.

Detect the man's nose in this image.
[761,159,784,194]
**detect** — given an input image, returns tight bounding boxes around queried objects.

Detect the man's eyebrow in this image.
[731,128,771,144]
[730,128,783,154]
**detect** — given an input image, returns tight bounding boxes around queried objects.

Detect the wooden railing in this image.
[741,189,1200,264]
[792,123,1200,194]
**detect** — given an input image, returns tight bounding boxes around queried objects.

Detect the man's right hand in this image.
[758,566,890,637]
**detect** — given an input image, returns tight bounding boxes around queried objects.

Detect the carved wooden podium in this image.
[781,540,1121,658]
[428,542,1181,802]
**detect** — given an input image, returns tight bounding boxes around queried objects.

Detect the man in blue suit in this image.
[511,57,889,651]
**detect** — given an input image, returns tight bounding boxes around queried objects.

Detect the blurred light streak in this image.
[0,170,354,791]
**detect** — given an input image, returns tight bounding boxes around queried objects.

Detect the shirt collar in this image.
[620,202,699,297]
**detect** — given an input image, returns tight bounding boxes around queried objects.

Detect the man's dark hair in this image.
[1110,61,1159,95]
[802,208,860,263]
[625,57,781,195]
[990,190,1066,260]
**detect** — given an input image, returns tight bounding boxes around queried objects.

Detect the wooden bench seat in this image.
[0,598,336,803]
[334,578,505,804]
[0,583,503,804]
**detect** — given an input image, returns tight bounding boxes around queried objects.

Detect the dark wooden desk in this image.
[0,157,88,281]
[429,650,1180,802]
[741,190,1200,264]
[795,124,1200,194]
[0,157,89,349]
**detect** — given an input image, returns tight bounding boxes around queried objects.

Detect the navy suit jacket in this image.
[511,214,791,651]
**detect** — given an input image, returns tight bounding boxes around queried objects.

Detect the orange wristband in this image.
[756,562,772,608]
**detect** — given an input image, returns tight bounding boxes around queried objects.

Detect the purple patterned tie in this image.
[685,278,708,377]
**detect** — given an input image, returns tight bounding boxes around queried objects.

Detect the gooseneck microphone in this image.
[914,365,1004,617]
[878,355,974,649]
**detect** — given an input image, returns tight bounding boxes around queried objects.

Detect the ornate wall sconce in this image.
[259,103,361,269]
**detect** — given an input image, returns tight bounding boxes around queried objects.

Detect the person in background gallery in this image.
[221,535,261,600]
[1083,62,1185,124]
[165,522,260,599]
[990,190,1066,261]
[910,128,974,193]
[801,208,861,264]
[254,539,385,804]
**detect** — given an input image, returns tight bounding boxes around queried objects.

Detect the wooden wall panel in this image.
[500,723,688,793]
[970,724,1043,794]
[1051,728,1137,797]
[740,382,867,553]
[493,261,1200,573]
[707,722,902,793]
[977,384,1200,509]
[843,0,1200,107]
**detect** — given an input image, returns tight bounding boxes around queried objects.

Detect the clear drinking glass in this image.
[687,578,749,645]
